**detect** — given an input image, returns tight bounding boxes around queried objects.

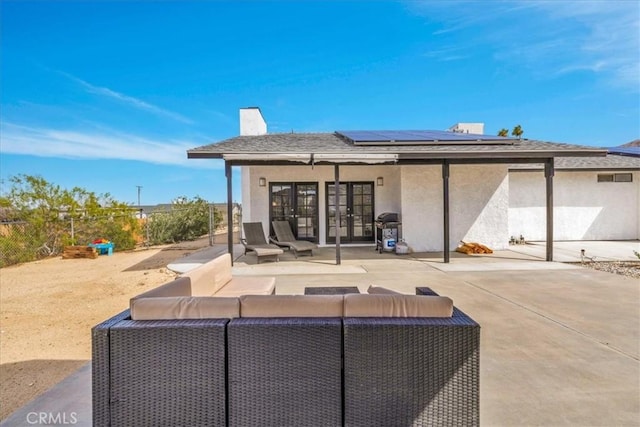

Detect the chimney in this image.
[448,123,484,135]
[239,107,267,136]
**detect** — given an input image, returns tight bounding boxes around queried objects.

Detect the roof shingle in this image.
[187,132,607,161]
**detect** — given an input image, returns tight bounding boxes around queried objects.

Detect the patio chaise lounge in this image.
[241,222,284,263]
[270,220,317,257]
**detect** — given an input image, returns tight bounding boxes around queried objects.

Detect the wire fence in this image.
[0,204,241,268]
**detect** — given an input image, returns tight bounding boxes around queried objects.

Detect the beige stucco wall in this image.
[509,171,640,240]
[451,165,510,250]
[399,166,443,252]
[399,164,509,252]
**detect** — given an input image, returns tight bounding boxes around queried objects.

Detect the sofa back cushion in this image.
[366,285,402,295]
[344,294,453,317]
[240,295,344,317]
[131,276,192,301]
[181,253,233,295]
[130,296,240,320]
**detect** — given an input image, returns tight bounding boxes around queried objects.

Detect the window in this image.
[597,173,633,183]
[614,173,632,182]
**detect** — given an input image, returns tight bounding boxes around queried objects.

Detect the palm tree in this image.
[498,128,509,137]
[511,125,523,139]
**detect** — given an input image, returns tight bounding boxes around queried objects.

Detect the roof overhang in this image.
[312,153,398,164]
[187,146,608,166]
[396,148,607,161]
[222,153,311,163]
[188,151,400,165]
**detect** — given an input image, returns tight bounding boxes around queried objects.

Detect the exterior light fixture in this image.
[259,177,266,187]
[377,177,384,186]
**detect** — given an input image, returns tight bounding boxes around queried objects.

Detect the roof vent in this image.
[448,123,484,135]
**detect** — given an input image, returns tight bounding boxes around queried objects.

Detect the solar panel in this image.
[336,130,515,145]
[608,147,640,157]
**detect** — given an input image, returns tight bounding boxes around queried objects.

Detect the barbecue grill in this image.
[375,212,401,253]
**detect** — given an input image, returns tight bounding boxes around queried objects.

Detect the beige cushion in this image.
[181,253,233,295]
[240,295,344,317]
[367,285,402,295]
[130,296,240,320]
[344,294,453,317]
[131,276,192,300]
[214,276,276,297]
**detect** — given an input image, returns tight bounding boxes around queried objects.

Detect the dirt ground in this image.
[0,237,212,420]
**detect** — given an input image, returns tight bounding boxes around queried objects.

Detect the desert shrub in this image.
[0,174,139,266]
[147,197,215,245]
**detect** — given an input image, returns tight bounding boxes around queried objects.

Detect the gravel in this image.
[576,261,640,279]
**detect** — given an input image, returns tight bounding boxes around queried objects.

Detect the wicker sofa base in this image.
[93,299,479,426]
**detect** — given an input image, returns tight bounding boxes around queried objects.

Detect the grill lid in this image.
[376,212,399,223]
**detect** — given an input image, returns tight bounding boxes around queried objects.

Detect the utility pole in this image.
[136,186,143,209]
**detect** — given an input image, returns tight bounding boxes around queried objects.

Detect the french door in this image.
[269,182,318,243]
[326,182,375,244]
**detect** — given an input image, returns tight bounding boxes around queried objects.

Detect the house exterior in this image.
[509,152,640,241]
[188,108,638,262]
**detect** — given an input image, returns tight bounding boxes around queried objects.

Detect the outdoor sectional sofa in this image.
[93,281,480,426]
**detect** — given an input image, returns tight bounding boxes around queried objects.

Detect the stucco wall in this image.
[399,166,443,252]
[509,171,640,240]
[241,164,402,244]
[400,165,509,252]
[451,165,510,250]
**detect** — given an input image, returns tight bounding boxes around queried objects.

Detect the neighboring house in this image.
[212,203,242,228]
[138,203,241,228]
[188,107,637,262]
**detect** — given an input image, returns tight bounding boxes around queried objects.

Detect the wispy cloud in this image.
[423,46,469,62]
[0,122,217,168]
[409,0,640,91]
[58,71,195,124]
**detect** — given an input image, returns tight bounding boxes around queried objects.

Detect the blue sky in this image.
[1,1,638,205]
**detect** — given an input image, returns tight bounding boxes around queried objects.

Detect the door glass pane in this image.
[327,184,348,240]
[296,184,317,239]
[271,185,292,222]
[352,183,374,241]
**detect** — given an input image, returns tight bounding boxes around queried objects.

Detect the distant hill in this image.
[620,139,640,148]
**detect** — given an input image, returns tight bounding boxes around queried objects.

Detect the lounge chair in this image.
[241,222,283,263]
[270,220,317,258]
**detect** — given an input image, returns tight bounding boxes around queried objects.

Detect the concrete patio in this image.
[2,241,639,426]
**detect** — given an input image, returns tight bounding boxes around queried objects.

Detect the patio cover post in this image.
[334,164,341,265]
[545,158,554,262]
[225,161,234,265]
[443,160,450,263]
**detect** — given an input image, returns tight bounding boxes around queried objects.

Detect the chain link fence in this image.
[0,204,241,268]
